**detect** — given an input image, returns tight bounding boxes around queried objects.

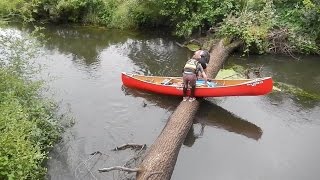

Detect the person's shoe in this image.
[189,97,196,102]
[183,97,188,101]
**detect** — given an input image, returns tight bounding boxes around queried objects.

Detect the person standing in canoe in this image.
[182,50,208,102]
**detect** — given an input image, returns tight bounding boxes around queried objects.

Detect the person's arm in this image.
[202,72,208,85]
[198,64,208,84]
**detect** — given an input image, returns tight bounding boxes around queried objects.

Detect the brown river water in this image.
[3,25,320,180]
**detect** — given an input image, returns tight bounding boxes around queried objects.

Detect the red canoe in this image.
[121,72,273,97]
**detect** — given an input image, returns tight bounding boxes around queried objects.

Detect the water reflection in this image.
[42,26,136,65]
[117,38,190,76]
[226,55,320,109]
[122,85,181,110]
[35,25,192,77]
[11,24,141,66]
[122,86,263,145]
[267,90,320,109]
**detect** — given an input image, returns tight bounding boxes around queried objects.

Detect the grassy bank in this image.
[0,28,62,180]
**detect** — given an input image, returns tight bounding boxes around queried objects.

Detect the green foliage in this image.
[0,0,161,29]
[216,68,244,79]
[185,43,201,51]
[218,1,276,54]
[55,0,106,22]
[0,0,319,54]
[217,0,319,54]
[0,76,46,180]
[0,29,61,180]
[84,0,161,29]
[275,0,320,54]
[0,0,24,18]
[154,0,241,37]
[107,0,139,29]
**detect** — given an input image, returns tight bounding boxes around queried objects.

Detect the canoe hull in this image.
[121,72,273,97]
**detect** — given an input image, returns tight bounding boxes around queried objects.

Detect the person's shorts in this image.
[183,73,197,87]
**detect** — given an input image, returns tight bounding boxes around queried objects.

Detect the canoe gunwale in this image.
[121,72,273,97]
[122,72,272,89]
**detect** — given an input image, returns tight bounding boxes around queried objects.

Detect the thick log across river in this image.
[137,40,242,180]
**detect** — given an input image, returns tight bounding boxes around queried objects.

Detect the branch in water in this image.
[98,166,140,173]
[112,143,146,151]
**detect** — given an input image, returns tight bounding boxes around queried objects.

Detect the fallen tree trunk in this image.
[136,39,242,180]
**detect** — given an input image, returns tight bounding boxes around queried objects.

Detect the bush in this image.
[0,28,61,180]
[218,1,275,54]
[217,0,319,55]
[275,0,320,54]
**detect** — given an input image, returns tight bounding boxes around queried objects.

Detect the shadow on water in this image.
[184,100,263,147]
[122,86,263,147]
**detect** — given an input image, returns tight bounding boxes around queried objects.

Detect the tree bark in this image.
[136,39,242,180]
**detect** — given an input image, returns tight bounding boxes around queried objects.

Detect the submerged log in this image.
[136,39,242,180]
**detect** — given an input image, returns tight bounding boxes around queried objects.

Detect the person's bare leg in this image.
[183,84,188,101]
[189,85,196,102]
[182,74,189,101]
[189,75,197,102]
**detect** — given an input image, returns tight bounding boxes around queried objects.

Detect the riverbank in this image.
[1,0,319,55]
[0,28,62,179]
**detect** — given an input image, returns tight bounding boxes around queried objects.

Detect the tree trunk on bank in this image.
[136,39,242,180]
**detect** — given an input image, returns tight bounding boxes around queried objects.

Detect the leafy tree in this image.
[153,0,242,37]
[218,1,276,54]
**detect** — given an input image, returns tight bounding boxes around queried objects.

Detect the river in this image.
[3,25,320,180]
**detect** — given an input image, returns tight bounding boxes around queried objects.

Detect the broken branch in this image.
[98,166,140,173]
[112,143,146,151]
